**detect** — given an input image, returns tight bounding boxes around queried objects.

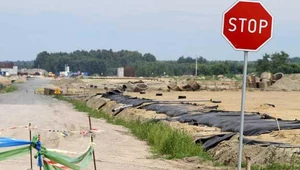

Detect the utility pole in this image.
[195,56,198,76]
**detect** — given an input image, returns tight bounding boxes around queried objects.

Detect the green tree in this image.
[270,51,289,72]
[256,54,271,73]
[143,53,156,62]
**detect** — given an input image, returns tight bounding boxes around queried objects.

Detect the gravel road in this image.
[0,78,186,170]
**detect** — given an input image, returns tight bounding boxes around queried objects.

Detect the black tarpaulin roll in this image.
[196,133,236,150]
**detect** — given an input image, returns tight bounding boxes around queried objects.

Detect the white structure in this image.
[65,64,70,76]
[0,66,18,76]
[117,67,124,78]
[65,65,70,72]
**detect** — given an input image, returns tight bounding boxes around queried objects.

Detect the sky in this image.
[0,0,299,61]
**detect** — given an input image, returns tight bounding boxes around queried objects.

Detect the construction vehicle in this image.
[48,72,55,77]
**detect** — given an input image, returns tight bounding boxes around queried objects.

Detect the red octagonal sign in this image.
[222,0,274,51]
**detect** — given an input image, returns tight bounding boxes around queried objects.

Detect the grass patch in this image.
[55,95,212,160]
[251,163,300,170]
[0,85,17,93]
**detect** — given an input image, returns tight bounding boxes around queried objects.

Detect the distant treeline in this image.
[13,61,34,69]
[12,50,300,76]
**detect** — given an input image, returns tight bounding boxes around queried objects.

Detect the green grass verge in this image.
[252,163,300,170]
[55,95,211,160]
[0,85,17,93]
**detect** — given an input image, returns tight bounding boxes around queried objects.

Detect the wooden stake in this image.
[246,156,251,170]
[89,116,97,170]
[29,123,33,170]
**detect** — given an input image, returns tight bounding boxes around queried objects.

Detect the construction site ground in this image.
[49,76,300,166]
[0,77,231,170]
[78,77,300,120]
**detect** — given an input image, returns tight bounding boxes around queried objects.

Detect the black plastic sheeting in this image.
[101,91,300,150]
[102,90,152,107]
[177,112,300,136]
[142,104,191,117]
[196,133,300,150]
[243,137,300,148]
[196,133,236,150]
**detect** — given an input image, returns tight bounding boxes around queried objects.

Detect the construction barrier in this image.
[0,116,100,170]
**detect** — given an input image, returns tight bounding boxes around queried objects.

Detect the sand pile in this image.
[289,74,300,80]
[0,76,11,86]
[53,78,86,88]
[209,135,295,166]
[20,68,48,75]
[9,75,27,83]
[268,75,300,91]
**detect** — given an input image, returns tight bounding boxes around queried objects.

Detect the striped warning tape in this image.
[0,125,104,137]
[38,128,104,137]
[0,125,31,131]
[43,158,71,170]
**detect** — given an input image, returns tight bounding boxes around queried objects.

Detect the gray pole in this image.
[237,51,248,170]
[195,56,198,76]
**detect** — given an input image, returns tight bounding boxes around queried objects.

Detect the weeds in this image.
[251,154,300,170]
[252,163,300,170]
[55,95,211,160]
[0,85,17,93]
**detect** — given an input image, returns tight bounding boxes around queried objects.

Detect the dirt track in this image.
[0,78,206,170]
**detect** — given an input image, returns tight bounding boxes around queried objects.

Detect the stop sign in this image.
[222,0,273,51]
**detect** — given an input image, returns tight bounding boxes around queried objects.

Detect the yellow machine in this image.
[48,72,55,77]
[54,88,61,95]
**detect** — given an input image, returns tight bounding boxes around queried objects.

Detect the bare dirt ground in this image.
[0,78,229,170]
[81,77,300,121]
[45,76,300,166]
[128,90,300,121]
[78,77,300,162]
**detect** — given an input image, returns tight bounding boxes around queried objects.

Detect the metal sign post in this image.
[221,1,273,169]
[237,51,248,170]
[195,56,198,76]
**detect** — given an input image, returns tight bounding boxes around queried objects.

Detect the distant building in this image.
[117,66,136,77]
[65,64,70,76]
[124,66,136,77]
[117,67,124,78]
[0,62,18,76]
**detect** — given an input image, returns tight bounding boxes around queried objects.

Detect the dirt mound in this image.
[209,135,295,166]
[9,75,27,83]
[268,77,300,91]
[53,78,85,88]
[20,68,48,75]
[289,74,300,80]
[0,76,11,86]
